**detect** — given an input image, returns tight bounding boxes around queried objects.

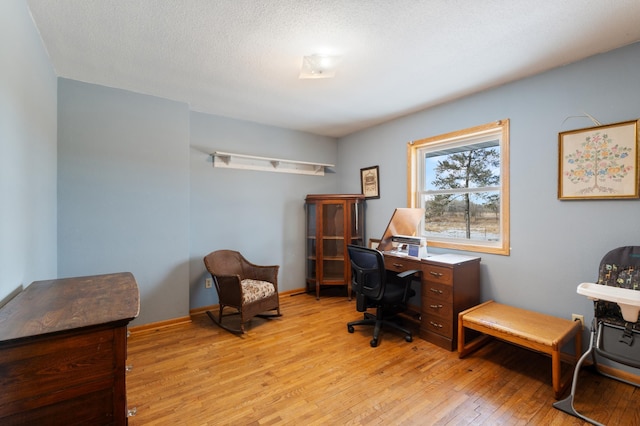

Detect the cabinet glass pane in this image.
[307,238,317,257]
[306,203,316,236]
[323,259,344,280]
[323,238,344,258]
[306,203,316,280]
[350,200,364,245]
[306,238,316,280]
[307,259,316,280]
[322,204,344,237]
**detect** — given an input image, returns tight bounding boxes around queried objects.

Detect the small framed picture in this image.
[558,120,639,200]
[368,238,381,250]
[360,165,380,199]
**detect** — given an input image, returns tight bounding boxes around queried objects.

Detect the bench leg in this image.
[459,334,492,358]
[552,349,562,399]
[552,324,583,399]
[457,315,465,355]
[552,327,582,399]
[458,317,492,358]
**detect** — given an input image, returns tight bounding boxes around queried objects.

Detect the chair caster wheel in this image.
[347,325,354,333]
[405,335,413,342]
[370,339,378,347]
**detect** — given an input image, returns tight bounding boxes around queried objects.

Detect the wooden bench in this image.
[458,300,582,399]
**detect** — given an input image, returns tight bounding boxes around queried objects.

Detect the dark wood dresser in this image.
[0,273,140,425]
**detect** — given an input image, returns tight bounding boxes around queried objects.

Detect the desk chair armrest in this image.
[395,269,420,301]
[397,269,420,279]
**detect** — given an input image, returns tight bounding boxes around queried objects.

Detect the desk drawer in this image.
[421,314,453,338]
[422,299,453,319]
[423,264,452,285]
[384,256,420,273]
[423,281,452,303]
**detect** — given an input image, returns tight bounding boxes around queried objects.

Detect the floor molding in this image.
[133,289,309,334]
[128,316,192,336]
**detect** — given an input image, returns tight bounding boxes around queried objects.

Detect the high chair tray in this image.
[578,282,640,322]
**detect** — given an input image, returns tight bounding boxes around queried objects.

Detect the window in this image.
[408,119,510,255]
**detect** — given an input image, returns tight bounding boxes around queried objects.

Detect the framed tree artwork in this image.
[360,165,380,199]
[558,120,639,200]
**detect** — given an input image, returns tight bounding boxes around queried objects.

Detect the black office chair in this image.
[346,244,420,347]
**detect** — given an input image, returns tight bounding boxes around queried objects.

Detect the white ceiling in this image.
[27,0,640,138]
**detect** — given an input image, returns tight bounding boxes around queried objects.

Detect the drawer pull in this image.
[429,321,443,328]
[429,304,443,310]
[429,288,443,294]
[128,407,137,417]
[429,271,444,278]
[392,263,404,268]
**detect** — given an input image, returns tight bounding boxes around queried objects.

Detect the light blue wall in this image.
[189,112,338,308]
[0,0,57,305]
[338,42,640,334]
[57,79,190,325]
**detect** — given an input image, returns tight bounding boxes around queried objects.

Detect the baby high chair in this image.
[554,246,640,425]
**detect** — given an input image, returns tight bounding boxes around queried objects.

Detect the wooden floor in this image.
[126,291,640,425]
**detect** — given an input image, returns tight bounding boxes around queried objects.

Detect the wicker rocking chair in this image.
[203,250,281,334]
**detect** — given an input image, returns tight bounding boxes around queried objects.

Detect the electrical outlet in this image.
[205,278,212,289]
[572,313,584,329]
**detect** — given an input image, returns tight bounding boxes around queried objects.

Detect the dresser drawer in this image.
[422,264,453,285]
[422,281,452,303]
[0,328,116,420]
[421,314,453,338]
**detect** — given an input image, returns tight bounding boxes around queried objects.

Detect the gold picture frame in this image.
[360,165,380,199]
[558,120,639,200]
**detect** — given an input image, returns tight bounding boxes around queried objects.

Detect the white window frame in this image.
[407,119,510,255]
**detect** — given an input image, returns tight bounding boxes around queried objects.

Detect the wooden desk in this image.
[458,300,582,399]
[0,273,140,425]
[384,252,480,351]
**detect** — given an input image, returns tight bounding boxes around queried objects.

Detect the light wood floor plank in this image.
[126,292,639,425]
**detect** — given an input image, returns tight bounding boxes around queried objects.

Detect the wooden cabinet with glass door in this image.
[305,194,365,299]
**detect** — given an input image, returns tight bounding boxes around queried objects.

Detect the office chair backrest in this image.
[347,245,387,301]
[595,246,640,322]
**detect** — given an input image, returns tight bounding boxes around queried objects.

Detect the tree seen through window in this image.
[424,145,500,241]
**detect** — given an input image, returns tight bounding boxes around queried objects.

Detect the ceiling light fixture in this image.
[299,55,342,79]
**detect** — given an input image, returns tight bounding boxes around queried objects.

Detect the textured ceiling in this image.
[27,0,640,138]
